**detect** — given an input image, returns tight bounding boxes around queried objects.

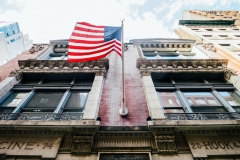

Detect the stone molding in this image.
[137,58,228,76]
[140,43,192,49]
[11,59,109,79]
[189,10,240,20]
[183,130,240,135]
[93,132,157,152]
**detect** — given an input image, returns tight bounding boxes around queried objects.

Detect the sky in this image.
[0,0,240,43]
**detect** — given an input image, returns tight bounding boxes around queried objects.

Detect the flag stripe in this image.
[68,40,120,50]
[68,22,122,62]
[71,32,103,39]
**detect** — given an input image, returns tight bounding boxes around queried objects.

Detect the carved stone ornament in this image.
[72,142,91,154]
[202,43,217,53]
[17,59,109,75]
[95,70,106,76]
[224,68,238,80]
[154,134,177,153]
[137,58,228,76]
[9,70,22,80]
[140,70,151,76]
[71,135,93,154]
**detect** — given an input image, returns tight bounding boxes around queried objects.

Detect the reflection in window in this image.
[165,109,184,113]
[0,92,29,113]
[158,92,181,107]
[183,92,221,106]
[208,99,217,105]
[219,92,240,106]
[196,99,207,105]
[1,92,28,107]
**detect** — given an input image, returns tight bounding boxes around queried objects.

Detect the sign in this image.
[0,135,62,158]
[185,135,240,158]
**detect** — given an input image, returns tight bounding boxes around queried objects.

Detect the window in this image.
[183,92,227,113]
[0,73,95,120]
[183,92,222,106]
[158,92,184,113]
[219,92,240,106]
[21,91,65,113]
[0,92,29,113]
[63,92,88,113]
[202,35,212,37]
[154,74,240,120]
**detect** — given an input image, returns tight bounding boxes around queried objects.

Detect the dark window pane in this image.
[63,109,84,113]
[24,92,65,108]
[64,92,88,108]
[183,92,222,106]
[192,106,227,113]
[74,80,93,85]
[158,92,181,107]
[0,108,15,113]
[43,80,71,84]
[21,80,41,84]
[233,106,240,112]
[1,92,28,107]
[174,79,203,83]
[206,79,226,83]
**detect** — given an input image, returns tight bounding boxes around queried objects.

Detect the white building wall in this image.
[0,31,33,66]
[0,32,9,65]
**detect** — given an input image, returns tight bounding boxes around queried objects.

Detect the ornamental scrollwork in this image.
[224,68,238,80]
[154,134,177,153]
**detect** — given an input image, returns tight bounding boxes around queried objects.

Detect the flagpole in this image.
[119,19,128,117]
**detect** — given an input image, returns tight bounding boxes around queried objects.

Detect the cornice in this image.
[137,58,237,79]
[14,59,109,76]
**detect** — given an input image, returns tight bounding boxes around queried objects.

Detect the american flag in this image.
[68,22,122,62]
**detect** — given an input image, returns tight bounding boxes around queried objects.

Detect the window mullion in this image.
[211,89,236,112]
[12,90,35,113]
[54,90,71,113]
[175,89,193,113]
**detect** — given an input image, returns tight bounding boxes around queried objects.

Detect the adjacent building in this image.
[0,21,33,66]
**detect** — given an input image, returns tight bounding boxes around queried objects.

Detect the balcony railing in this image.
[164,112,240,120]
[0,113,83,121]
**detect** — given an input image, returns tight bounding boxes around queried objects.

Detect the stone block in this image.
[146,92,160,101]
[150,108,166,120]
[148,100,162,109]
[87,93,101,101]
[144,86,157,93]
[94,76,103,81]
[83,100,98,119]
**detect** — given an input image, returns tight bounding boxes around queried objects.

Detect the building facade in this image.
[0,36,240,160]
[0,21,33,66]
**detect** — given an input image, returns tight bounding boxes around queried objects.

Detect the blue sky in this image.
[0,0,240,43]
